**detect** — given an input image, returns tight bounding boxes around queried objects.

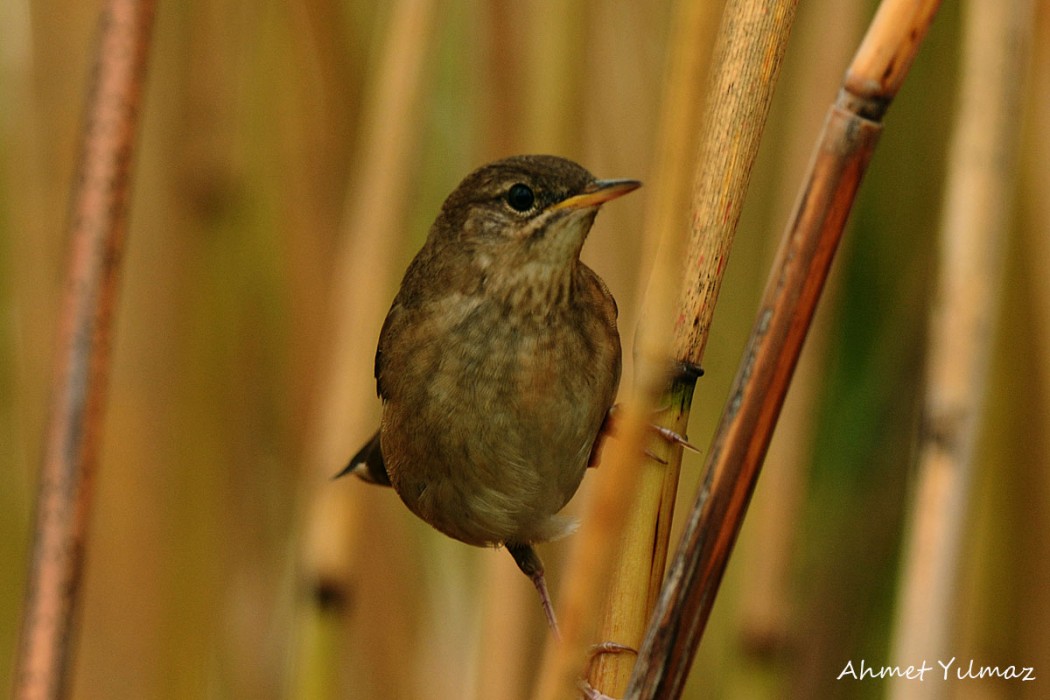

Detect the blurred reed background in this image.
[1,1,1047,699]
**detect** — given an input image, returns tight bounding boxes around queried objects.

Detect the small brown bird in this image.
[338,155,640,634]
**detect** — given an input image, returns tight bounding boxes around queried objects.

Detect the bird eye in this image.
[506,183,535,212]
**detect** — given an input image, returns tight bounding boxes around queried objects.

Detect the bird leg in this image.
[506,542,560,638]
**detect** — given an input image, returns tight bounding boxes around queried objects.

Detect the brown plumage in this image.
[338,155,639,634]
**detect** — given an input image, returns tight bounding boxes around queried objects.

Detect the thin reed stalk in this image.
[887,1,1033,695]
[14,2,156,698]
[1015,1,1050,669]
[292,1,439,697]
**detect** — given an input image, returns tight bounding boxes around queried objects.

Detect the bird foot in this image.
[647,423,700,455]
[578,642,638,700]
[595,404,700,466]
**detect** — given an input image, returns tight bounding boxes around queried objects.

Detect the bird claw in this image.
[647,423,700,454]
[643,447,667,465]
[603,404,700,454]
[578,642,637,700]
[579,683,617,700]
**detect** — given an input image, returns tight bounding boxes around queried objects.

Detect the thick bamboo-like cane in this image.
[587,0,798,696]
[625,1,942,697]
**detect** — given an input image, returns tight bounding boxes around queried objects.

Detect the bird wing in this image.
[374,303,403,400]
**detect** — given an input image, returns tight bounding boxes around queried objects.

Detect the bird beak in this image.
[550,178,642,211]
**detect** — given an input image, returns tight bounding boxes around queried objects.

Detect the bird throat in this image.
[485,256,579,318]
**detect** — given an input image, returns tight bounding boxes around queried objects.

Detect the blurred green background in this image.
[2,1,1047,698]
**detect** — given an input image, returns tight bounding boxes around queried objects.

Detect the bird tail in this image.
[333,430,391,486]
